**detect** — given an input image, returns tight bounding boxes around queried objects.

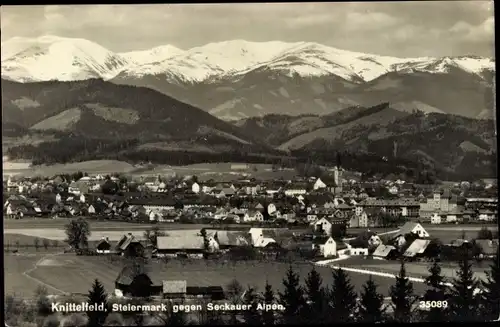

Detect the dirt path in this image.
[22,252,69,295]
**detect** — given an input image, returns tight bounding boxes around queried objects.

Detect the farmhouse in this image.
[116,234,144,257]
[313,216,348,236]
[395,222,430,238]
[96,238,112,254]
[115,265,163,297]
[403,239,431,259]
[312,236,337,257]
[373,244,398,259]
[214,231,252,250]
[155,235,205,258]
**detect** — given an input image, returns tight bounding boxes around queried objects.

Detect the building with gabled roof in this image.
[373,244,397,258]
[396,222,429,238]
[155,235,205,258]
[403,239,431,258]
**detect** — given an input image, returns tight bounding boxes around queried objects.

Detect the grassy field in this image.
[5,253,428,299]
[4,218,223,231]
[3,159,298,180]
[336,257,490,282]
[3,160,137,177]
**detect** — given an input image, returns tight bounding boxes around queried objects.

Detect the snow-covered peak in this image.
[182,39,298,73]
[1,35,495,84]
[120,45,185,65]
[1,35,129,82]
[391,56,495,76]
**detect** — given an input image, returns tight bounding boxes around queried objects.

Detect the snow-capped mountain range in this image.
[1,35,495,84]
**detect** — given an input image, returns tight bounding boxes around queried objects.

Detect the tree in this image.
[278,265,306,324]
[64,218,91,249]
[448,248,481,322]
[389,262,416,323]
[327,268,357,323]
[225,279,243,325]
[34,286,51,317]
[481,243,500,321]
[34,237,40,251]
[42,238,50,250]
[423,259,448,322]
[101,180,119,195]
[261,280,275,325]
[477,227,493,240]
[304,267,326,322]
[87,279,109,327]
[243,286,262,325]
[358,276,385,323]
[61,313,88,327]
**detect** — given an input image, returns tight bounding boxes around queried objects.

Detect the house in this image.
[115,266,225,300]
[313,178,327,191]
[217,188,235,199]
[155,235,205,258]
[349,248,369,256]
[115,265,163,297]
[372,244,398,259]
[96,238,112,254]
[248,228,278,247]
[314,217,333,235]
[314,215,348,236]
[191,182,200,194]
[254,203,265,212]
[475,239,499,259]
[478,210,497,222]
[243,210,264,222]
[388,185,399,195]
[312,236,337,258]
[116,234,145,257]
[430,213,441,224]
[349,211,368,228]
[403,239,431,259]
[214,231,252,250]
[396,222,430,238]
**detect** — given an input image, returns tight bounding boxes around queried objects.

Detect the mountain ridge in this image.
[2,35,494,83]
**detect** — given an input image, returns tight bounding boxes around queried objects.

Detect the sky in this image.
[0,2,495,58]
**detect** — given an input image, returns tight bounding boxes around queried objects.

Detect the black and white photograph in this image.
[2,2,498,326]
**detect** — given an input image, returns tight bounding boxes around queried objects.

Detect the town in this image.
[4,166,499,325]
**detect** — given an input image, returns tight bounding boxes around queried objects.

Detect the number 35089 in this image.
[419,301,448,309]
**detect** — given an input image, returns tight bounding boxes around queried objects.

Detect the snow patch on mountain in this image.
[1,35,129,81]
[391,56,495,76]
[120,45,185,64]
[1,36,495,84]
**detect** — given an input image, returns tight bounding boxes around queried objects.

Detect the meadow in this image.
[335,257,490,282]
[4,253,429,299]
[2,159,297,180]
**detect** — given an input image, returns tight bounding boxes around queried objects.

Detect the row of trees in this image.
[6,245,499,326]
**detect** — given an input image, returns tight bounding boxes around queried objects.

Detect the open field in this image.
[4,253,428,299]
[3,159,137,177]
[335,257,490,282]
[4,254,48,297]
[3,159,298,180]
[3,218,227,231]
